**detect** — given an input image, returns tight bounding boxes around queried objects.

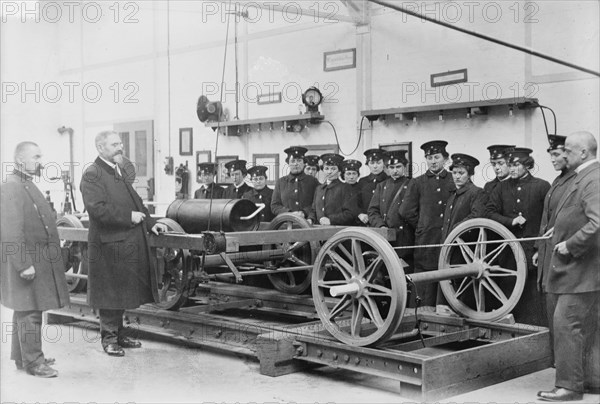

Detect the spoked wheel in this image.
[265,213,319,294]
[153,218,191,310]
[312,228,407,346]
[438,218,527,321]
[57,215,87,293]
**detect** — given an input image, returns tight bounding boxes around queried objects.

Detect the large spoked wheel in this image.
[57,215,88,293]
[265,213,319,294]
[312,228,407,347]
[153,218,191,310]
[438,218,527,321]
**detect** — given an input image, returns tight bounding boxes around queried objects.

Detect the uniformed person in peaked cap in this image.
[222,159,252,199]
[484,144,515,195]
[368,150,415,269]
[358,148,389,224]
[533,135,577,333]
[271,146,320,219]
[303,155,321,179]
[341,159,364,225]
[486,147,550,326]
[399,140,455,310]
[308,153,357,226]
[194,162,225,199]
[241,165,274,222]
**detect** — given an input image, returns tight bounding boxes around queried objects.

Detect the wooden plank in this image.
[205,113,324,128]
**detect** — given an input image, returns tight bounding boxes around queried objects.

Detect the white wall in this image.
[2,0,598,214]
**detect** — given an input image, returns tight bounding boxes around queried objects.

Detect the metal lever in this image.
[239,204,265,221]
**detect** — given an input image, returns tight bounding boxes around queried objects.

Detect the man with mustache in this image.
[1,141,70,377]
[80,131,168,357]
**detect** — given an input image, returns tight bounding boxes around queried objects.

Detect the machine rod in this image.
[202,248,285,266]
[409,266,481,284]
[208,265,312,278]
[394,235,550,250]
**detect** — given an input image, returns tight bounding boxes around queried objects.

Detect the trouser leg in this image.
[554,292,600,392]
[546,293,558,365]
[98,308,124,347]
[13,310,44,369]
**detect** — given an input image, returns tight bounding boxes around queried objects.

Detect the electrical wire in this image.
[538,105,557,137]
[323,117,364,157]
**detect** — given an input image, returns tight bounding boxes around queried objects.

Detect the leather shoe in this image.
[537,387,583,402]
[26,363,58,378]
[103,343,125,357]
[118,337,142,348]
[585,385,600,394]
[16,357,55,370]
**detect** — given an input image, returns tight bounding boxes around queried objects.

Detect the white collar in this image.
[575,159,598,173]
[99,156,121,175]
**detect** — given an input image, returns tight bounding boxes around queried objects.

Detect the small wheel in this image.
[312,228,407,346]
[438,218,527,321]
[57,215,87,293]
[153,218,191,310]
[265,213,319,294]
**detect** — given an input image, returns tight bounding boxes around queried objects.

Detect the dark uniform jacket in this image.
[547,162,600,294]
[81,157,159,310]
[242,187,274,222]
[399,169,455,269]
[223,182,252,200]
[308,179,357,225]
[271,172,320,218]
[358,171,388,212]
[486,173,551,265]
[0,171,70,311]
[441,181,487,242]
[536,169,577,291]
[347,182,364,225]
[369,176,414,255]
[194,183,225,199]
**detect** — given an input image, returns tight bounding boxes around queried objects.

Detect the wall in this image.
[1,0,598,213]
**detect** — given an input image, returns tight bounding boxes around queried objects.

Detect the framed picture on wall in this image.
[215,155,238,185]
[252,153,280,185]
[323,48,356,72]
[380,142,413,178]
[196,150,212,183]
[179,128,193,156]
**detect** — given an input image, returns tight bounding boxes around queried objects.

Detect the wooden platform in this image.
[47,283,551,400]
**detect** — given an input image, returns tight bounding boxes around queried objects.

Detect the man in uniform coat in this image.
[1,141,69,377]
[483,145,515,195]
[358,148,388,225]
[81,131,167,357]
[222,159,251,199]
[303,155,321,179]
[368,150,414,269]
[194,162,224,199]
[341,159,364,226]
[242,165,274,222]
[308,154,357,226]
[532,135,577,350]
[271,146,320,219]
[486,147,551,326]
[538,131,600,402]
[399,140,455,310]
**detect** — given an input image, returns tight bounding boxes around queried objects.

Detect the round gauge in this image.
[302,87,323,112]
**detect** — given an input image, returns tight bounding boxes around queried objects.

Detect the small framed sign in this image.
[324,48,356,72]
[430,68,468,87]
[257,92,282,105]
[179,127,193,156]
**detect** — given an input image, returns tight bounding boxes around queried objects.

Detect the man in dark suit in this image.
[532,135,577,351]
[358,148,388,225]
[308,154,357,226]
[538,131,600,402]
[399,140,455,310]
[242,165,274,222]
[80,131,167,357]
[1,141,69,377]
[194,162,224,199]
[486,147,551,326]
[271,146,320,219]
[483,145,515,195]
[222,160,251,199]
